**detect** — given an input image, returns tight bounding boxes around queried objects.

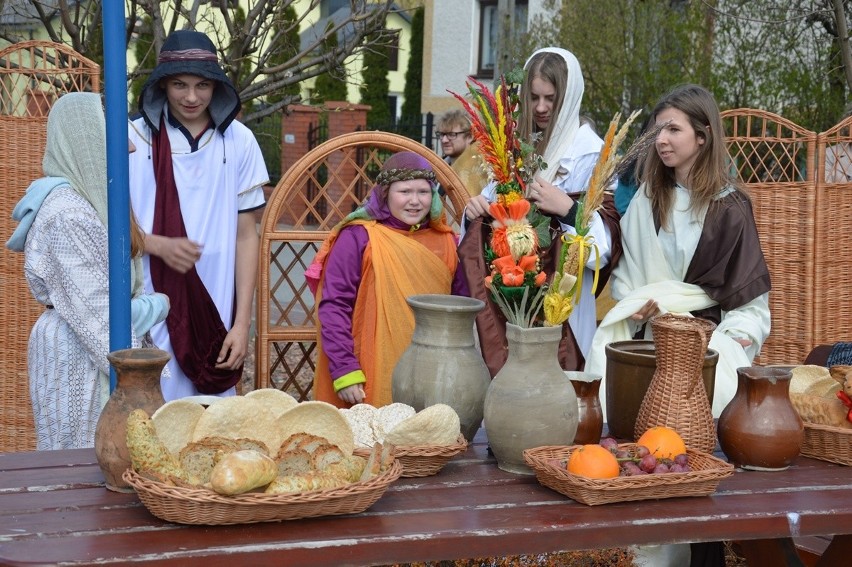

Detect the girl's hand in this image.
[338,384,366,405]
[465,195,492,220]
[733,337,753,348]
[527,175,574,217]
[630,299,660,322]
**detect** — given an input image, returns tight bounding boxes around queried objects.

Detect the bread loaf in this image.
[126,409,188,482]
[790,392,852,429]
[209,450,277,495]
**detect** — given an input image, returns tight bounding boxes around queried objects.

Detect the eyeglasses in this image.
[435,131,469,140]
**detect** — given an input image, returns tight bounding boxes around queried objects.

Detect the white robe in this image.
[128,113,268,401]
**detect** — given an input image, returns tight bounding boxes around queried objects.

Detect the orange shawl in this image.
[314,221,457,407]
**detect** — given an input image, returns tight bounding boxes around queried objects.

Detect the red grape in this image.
[635,445,651,458]
[599,437,619,452]
[639,454,658,473]
[673,453,689,466]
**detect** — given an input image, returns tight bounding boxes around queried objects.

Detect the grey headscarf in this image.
[42,92,144,296]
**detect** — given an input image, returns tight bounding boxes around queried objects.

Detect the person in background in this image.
[6,93,169,450]
[460,47,622,377]
[436,109,473,166]
[436,109,489,200]
[824,104,852,183]
[128,30,268,402]
[307,152,469,408]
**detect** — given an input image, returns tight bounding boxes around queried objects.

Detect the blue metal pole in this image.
[103,3,131,393]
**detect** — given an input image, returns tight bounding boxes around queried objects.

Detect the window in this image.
[477,1,528,78]
[388,34,399,72]
[321,0,350,19]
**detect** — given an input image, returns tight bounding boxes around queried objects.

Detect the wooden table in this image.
[1,433,850,566]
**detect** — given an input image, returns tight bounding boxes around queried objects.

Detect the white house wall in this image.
[423,0,551,115]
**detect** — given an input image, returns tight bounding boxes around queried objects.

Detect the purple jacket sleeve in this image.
[317,225,369,379]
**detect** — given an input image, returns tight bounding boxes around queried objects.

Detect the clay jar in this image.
[484,323,578,475]
[392,294,491,441]
[94,348,169,492]
[567,371,603,445]
[718,366,804,471]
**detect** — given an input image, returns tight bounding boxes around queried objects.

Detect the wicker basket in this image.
[122,459,403,525]
[523,444,734,506]
[801,422,852,466]
[355,435,468,477]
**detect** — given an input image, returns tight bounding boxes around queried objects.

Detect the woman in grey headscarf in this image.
[6,93,169,450]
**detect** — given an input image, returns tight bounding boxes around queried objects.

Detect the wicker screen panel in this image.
[256,132,471,399]
[722,109,816,365]
[814,116,852,347]
[0,41,100,452]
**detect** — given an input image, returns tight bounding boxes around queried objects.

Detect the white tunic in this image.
[128,114,268,401]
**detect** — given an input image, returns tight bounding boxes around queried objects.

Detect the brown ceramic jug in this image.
[567,371,603,445]
[94,348,169,492]
[717,366,804,471]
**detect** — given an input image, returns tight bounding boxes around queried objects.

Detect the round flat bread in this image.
[340,409,377,448]
[790,365,839,397]
[191,396,280,455]
[373,402,416,442]
[151,399,206,455]
[385,403,460,446]
[244,388,299,417]
[274,401,354,456]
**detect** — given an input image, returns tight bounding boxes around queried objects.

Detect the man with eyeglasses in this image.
[436,109,488,197]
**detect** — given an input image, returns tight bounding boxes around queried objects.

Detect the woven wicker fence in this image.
[722,108,852,365]
[0,41,99,452]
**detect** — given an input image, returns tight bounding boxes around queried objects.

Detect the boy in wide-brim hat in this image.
[128,29,269,401]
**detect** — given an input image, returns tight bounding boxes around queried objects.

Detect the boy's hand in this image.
[216,325,248,370]
[338,384,366,405]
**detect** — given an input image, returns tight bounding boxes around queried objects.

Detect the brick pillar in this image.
[324,102,370,215]
[278,105,322,225]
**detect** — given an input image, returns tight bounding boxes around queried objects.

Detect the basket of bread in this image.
[788,365,852,466]
[121,389,402,524]
[343,403,468,477]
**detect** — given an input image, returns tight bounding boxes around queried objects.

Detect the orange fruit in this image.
[636,426,687,460]
[566,444,620,479]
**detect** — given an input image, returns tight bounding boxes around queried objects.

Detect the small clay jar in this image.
[567,372,603,445]
[717,366,804,471]
[94,348,169,492]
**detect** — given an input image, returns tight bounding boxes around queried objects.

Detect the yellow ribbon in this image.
[562,233,601,304]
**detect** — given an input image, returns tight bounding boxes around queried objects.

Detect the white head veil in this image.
[524,47,585,184]
[42,93,144,296]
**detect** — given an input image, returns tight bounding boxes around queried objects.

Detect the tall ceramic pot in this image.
[717,366,804,471]
[484,323,578,475]
[94,348,169,492]
[392,294,491,441]
[567,371,603,445]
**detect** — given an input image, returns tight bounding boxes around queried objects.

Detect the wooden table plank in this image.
[1,439,851,566]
